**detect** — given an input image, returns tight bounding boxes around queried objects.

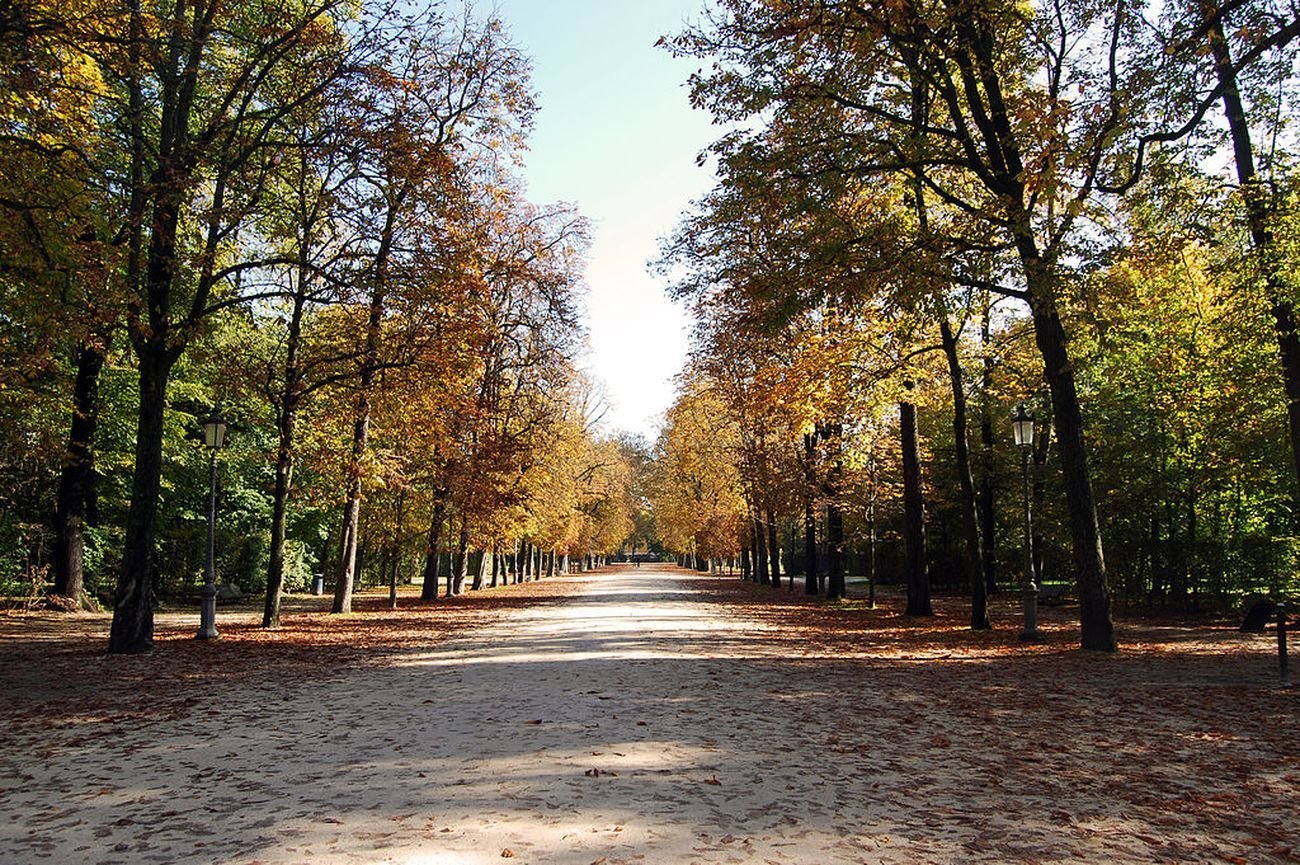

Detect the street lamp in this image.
[1012,403,1041,641]
[197,408,227,640]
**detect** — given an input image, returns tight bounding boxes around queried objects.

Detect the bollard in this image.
[1279,603,1290,686]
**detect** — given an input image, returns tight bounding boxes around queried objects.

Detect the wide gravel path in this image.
[2,563,1296,864]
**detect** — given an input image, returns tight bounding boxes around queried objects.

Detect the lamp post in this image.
[197,409,227,640]
[1012,403,1041,641]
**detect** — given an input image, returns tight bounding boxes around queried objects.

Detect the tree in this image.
[104,0,356,652]
[668,0,1141,648]
[327,5,533,614]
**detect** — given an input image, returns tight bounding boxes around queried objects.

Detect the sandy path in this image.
[1,564,1296,864]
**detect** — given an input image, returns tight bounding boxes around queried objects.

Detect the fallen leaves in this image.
[0,580,587,728]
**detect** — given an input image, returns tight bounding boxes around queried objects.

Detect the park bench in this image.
[188,583,245,606]
[1038,583,1069,605]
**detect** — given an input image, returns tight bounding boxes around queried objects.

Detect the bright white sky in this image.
[495,0,718,440]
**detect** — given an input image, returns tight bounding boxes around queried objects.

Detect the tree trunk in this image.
[471,549,487,591]
[53,338,105,605]
[943,9,1114,647]
[901,398,932,616]
[332,396,368,614]
[803,431,819,595]
[825,496,845,601]
[452,522,469,595]
[766,508,781,589]
[1032,416,1052,587]
[979,302,998,596]
[866,499,877,608]
[940,319,990,629]
[333,180,399,613]
[1205,18,1300,513]
[109,348,174,653]
[264,290,307,626]
[803,499,819,596]
[753,515,769,585]
[388,544,399,608]
[263,414,295,626]
[420,498,446,601]
[1021,258,1112,648]
[108,1,191,653]
[824,422,846,600]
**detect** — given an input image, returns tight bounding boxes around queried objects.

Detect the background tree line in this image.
[0,0,638,652]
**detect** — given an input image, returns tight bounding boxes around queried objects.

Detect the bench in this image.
[1038,584,1069,605]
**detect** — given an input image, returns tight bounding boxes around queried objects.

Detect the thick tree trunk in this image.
[109,348,174,653]
[940,319,990,629]
[109,1,192,652]
[53,339,105,605]
[1020,250,1113,648]
[471,549,487,591]
[901,398,932,616]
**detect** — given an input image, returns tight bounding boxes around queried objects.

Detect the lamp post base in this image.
[197,583,219,640]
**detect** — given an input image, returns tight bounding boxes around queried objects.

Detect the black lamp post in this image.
[197,409,227,640]
[1012,403,1042,641]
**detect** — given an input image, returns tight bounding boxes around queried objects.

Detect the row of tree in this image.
[650,0,1300,650]
[0,0,637,652]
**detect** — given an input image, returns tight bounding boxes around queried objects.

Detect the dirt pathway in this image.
[1,564,1296,864]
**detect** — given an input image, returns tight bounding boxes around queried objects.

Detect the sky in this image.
[493,0,719,440]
